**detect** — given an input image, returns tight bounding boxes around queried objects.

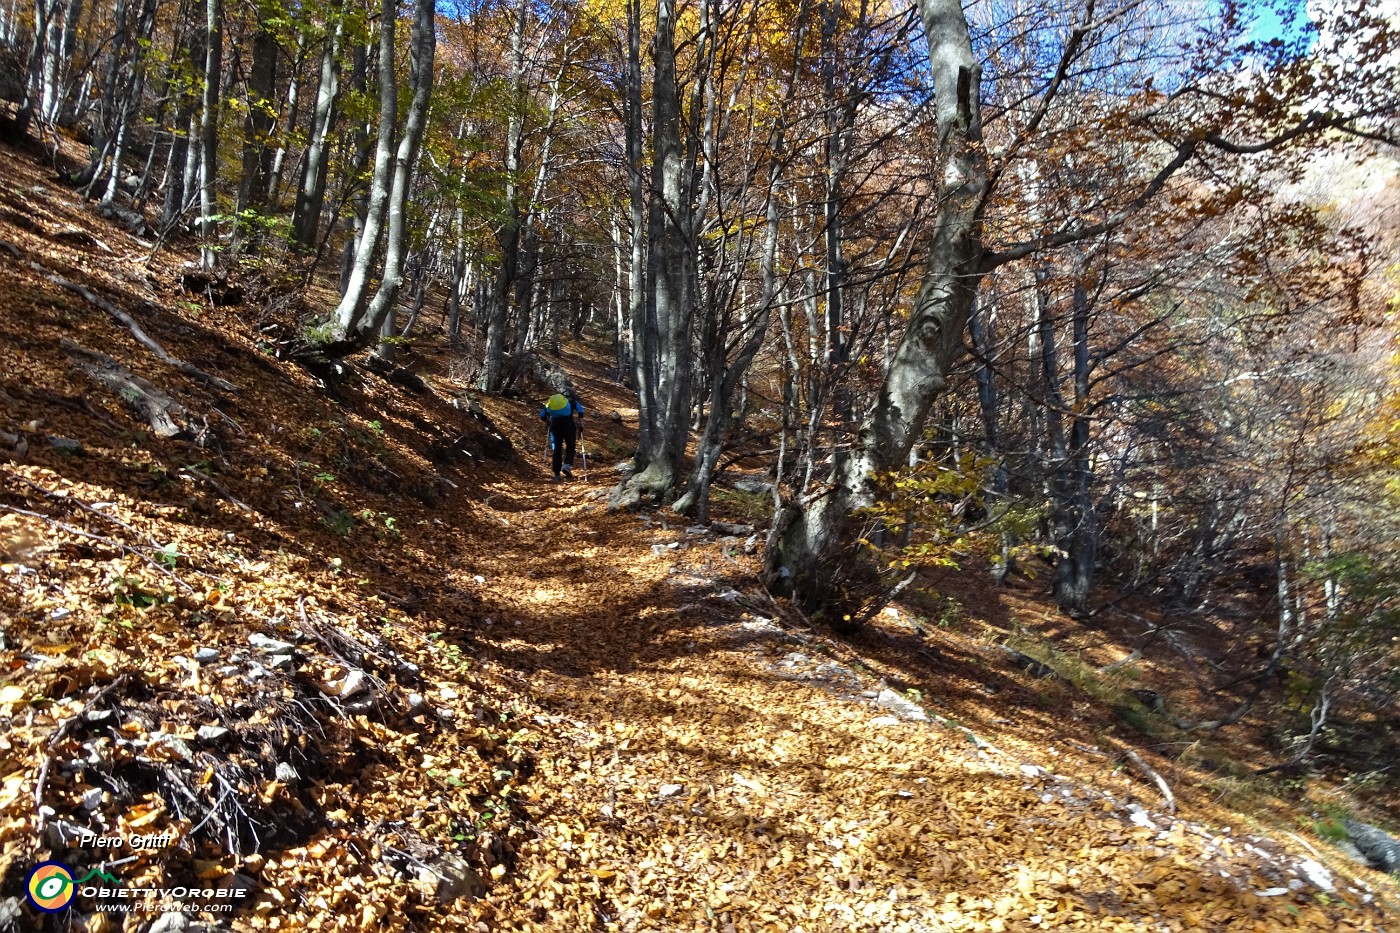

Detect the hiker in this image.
[539,392,584,482]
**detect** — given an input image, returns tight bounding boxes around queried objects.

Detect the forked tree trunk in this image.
[672,66,793,519]
[268,30,307,204]
[609,0,695,509]
[358,0,436,338]
[290,7,342,253]
[328,0,398,334]
[329,0,435,349]
[761,0,987,616]
[99,0,159,204]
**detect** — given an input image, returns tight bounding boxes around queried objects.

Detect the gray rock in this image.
[84,708,116,726]
[429,854,486,902]
[1335,840,1372,867]
[730,476,774,495]
[48,435,84,454]
[265,653,296,671]
[0,897,22,933]
[148,912,190,933]
[338,669,371,698]
[1297,858,1333,891]
[193,647,220,664]
[96,200,153,236]
[155,733,196,761]
[711,521,755,536]
[81,787,104,810]
[1345,819,1400,874]
[275,762,299,783]
[875,689,929,723]
[248,633,296,654]
[43,819,90,848]
[196,726,230,744]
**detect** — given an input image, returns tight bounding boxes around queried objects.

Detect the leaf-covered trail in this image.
[436,436,1391,932]
[0,138,1392,931]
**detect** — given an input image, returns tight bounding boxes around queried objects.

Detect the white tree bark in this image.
[197,0,221,269]
[291,8,343,252]
[764,0,988,613]
[329,0,399,337]
[358,0,437,341]
[609,0,701,508]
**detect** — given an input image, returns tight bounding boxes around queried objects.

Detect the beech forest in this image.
[0,0,1399,929]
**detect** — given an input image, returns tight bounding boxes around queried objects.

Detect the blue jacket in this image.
[539,395,584,421]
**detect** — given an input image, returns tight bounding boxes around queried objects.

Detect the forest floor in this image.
[1,138,1398,933]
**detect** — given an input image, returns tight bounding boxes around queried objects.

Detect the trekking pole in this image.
[543,423,551,470]
[580,439,589,481]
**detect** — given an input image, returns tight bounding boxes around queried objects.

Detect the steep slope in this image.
[0,140,1396,933]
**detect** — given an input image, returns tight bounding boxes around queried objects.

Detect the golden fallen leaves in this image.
[0,165,1391,933]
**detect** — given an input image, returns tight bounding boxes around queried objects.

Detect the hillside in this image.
[0,140,1398,933]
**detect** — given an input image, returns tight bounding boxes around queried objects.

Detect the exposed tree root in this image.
[1123,747,1177,813]
[0,239,238,391]
[63,339,191,438]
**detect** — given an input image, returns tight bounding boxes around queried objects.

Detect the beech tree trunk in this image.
[609,0,696,509]
[762,0,987,615]
[330,0,436,348]
[234,7,278,244]
[99,0,158,205]
[672,17,799,518]
[447,215,467,346]
[328,0,398,334]
[267,29,307,205]
[196,0,221,269]
[290,7,342,253]
[623,0,646,397]
[1052,276,1097,614]
[477,0,528,392]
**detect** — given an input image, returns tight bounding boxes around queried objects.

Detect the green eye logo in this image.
[26,861,75,912]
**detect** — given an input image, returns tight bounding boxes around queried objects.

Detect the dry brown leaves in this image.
[0,140,1395,933]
